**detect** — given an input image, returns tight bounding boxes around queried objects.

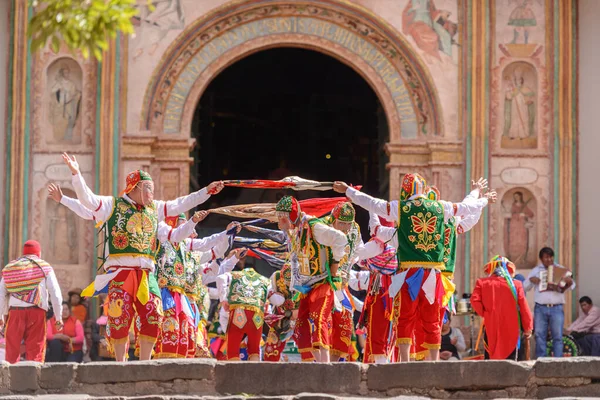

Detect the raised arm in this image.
[156,181,224,220]
[344,186,399,221]
[183,221,240,253]
[67,166,114,222]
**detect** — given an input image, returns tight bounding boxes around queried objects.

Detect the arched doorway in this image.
[191,47,387,238]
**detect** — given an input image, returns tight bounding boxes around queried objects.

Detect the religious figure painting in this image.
[507,0,542,44]
[131,0,185,61]
[501,62,538,149]
[46,58,82,144]
[401,0,458,65]
[502,188,537,269]
[46,189,79,265]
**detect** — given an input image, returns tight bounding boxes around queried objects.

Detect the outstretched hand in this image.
[226,221,242,234]
[333,181,349,194]
[48,183,63,203]
[62,152,80,175]
[207,181,224,195]
[485,189,498,203]
[192,210,209,223]
[472,177,488,193]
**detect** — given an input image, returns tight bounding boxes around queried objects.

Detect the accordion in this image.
[538,264,573,293]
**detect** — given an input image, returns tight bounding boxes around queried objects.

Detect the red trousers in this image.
[295,283,334,352]
[263,327,287,362]
[226,308,263,360]
[363,292,392,363]
[5,307,47,363]
[156,306,190,358]
[331,308,353,358]
[106,270,162,345]
[396,270,442,349]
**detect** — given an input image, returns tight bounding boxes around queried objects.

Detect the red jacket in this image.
[471,276,533,359]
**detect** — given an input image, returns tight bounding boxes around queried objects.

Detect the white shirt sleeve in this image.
[311,221,348,261]
[346,187,398,220]
[208,287,219,300]
[155,188,211,221]
[45,270,64,321]
[156,219,198,244]
[216,273,232,303]
[184,231,228,253]
[356,240,385,262]
[71,172,114,221]
[348,270,370,291]
[60,196,95,220]
[439,199,487,223]
[199,260,219,284]
[218,256,239,275]
[524,267,541,292]
[0,279,8,316]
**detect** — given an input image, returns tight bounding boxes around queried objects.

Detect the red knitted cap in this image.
[23,240,41,257]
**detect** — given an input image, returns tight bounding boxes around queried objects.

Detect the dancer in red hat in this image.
[62,152,225,361]
[0,240,64,363]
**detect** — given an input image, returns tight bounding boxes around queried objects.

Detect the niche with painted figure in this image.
[501,61,538,149]
[501,187,537,269]
[46,57,83,145]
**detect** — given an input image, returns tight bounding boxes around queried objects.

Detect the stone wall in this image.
[2,358,600,399]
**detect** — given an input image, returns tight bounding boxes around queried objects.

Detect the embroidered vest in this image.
[397,198,445,269]
[227,268,270,315]
[197,284,210,322]
[338,221,361,286]
[106,197,158,260]
[183,251,203,298]
[290,218,334,289]
[443,217,458,274]
[155,240,186,290]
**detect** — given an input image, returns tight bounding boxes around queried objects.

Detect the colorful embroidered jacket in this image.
[155,240,187,291]
[107,197,159,260]
[397,198,445,270]
[443,217,458,274]
[290,218,335,289]
[184,252,211,322]
[227,268,270,315]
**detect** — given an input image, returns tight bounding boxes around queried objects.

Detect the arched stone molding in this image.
[140,0,443,142]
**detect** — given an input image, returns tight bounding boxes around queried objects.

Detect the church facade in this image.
[0,0,597,322]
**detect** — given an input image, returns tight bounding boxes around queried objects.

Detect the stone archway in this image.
[140,0,443,197]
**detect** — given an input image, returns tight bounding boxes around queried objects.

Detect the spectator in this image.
[439,315,466,361]
[46,302,84,362]
[566,296,600,356]
[524,247,575,358]
[68,288,87,323]
[471,256,533,360]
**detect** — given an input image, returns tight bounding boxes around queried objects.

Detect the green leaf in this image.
[50,35,61,52]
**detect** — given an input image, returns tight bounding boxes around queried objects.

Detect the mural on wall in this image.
[507,0,538,44]
[501,61,537,149]
[131,0,185,61]
[47,58,82,144]
[401,0,458,65]
[501,187,537,269]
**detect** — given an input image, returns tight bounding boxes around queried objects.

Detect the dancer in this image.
[0,241,63,363]
[62,152,225,361]
[334,175,494,361]
[275,195,347,362]
[471,256,533,360]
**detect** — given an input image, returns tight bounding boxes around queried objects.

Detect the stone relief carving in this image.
[501,61,537,149]
[501,187,537,269]
[46,58,82,144]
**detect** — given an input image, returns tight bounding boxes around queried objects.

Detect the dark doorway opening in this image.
[190,47,389,259]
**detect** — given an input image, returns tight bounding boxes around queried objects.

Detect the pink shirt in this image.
[569,305,600,334]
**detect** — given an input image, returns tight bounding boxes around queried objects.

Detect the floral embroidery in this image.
[174,262,184,276]
[126,213,155,252]
[408,235,416,242]
[444,227,451,246]
[158,277,168,288]
[410,212,439,252]
[112,232,129,250]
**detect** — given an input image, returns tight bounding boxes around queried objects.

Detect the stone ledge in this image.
[368,360,532,391]
[214,362,362,395]
[75,359,215,384]
[535,356,600,378]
